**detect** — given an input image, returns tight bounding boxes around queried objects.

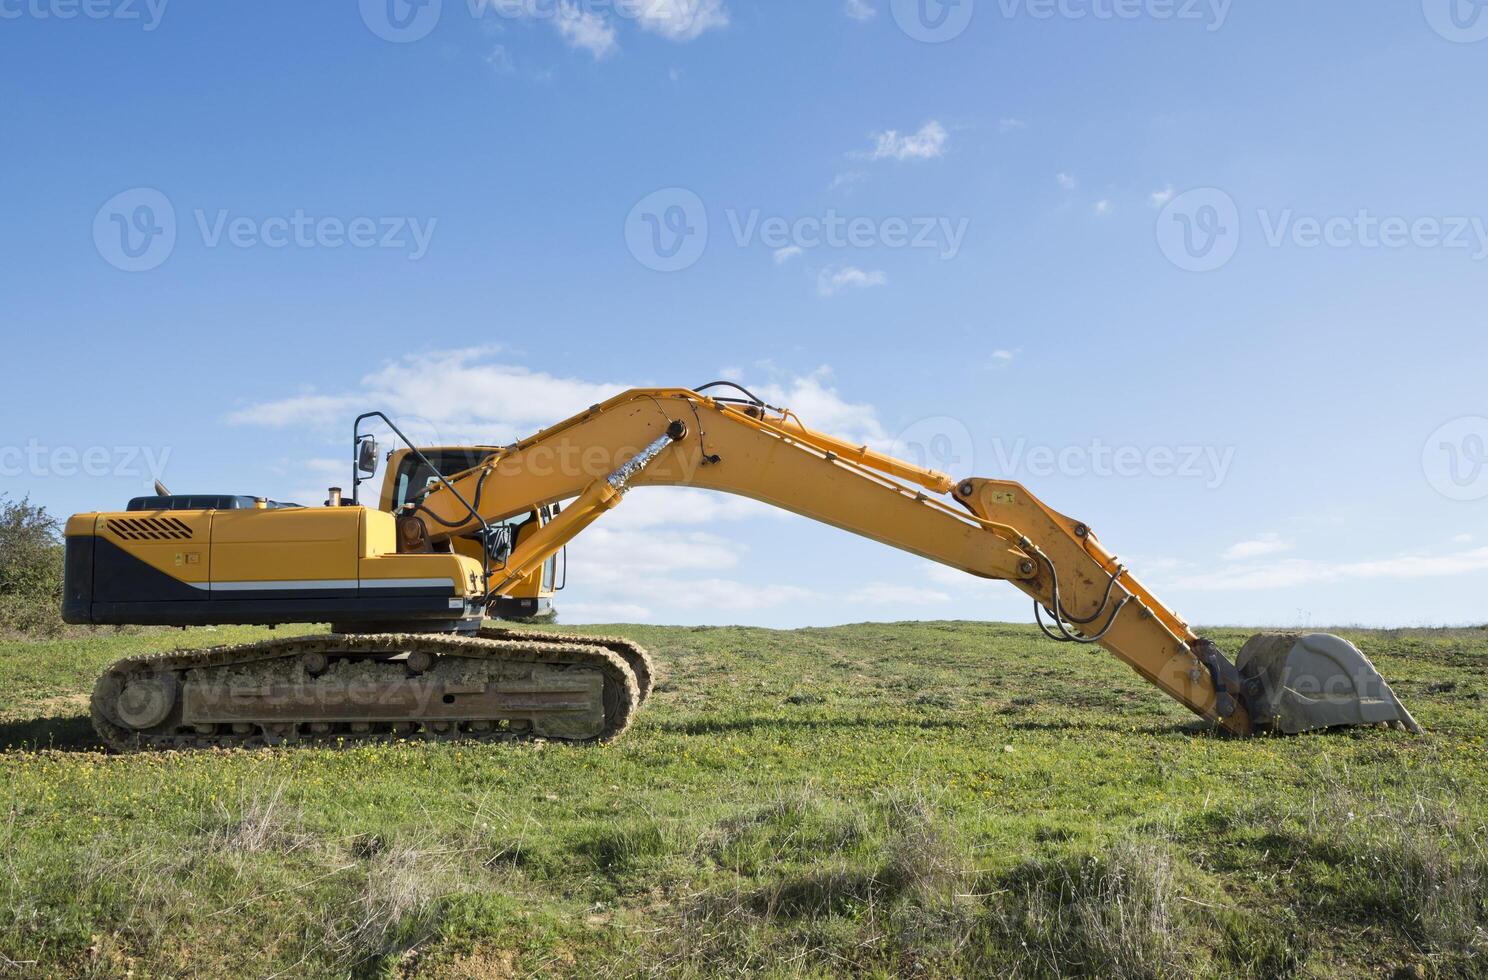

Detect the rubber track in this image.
[90,633,640,753]
[478,627,655,703]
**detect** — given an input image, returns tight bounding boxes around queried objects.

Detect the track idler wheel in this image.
[114,673,178,731]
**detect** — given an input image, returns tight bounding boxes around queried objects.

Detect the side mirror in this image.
[357,437,380,476]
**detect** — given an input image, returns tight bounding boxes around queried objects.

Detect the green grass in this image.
[1,621,1485,978]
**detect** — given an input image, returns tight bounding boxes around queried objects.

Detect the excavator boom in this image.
[402,386,1418,737]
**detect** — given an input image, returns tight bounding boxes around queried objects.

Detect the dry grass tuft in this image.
[1308,791,1488,958]
[327,840,454,969]
[992,840,1190,980]
[208,782,311,856]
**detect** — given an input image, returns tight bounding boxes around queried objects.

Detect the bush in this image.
[0,496,65,636]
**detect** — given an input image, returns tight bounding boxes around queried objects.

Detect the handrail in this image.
[352,411,494,600]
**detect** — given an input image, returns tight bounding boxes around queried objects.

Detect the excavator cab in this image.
[379,447,560,622]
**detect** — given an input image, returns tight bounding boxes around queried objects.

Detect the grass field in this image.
[1,621,1485,978]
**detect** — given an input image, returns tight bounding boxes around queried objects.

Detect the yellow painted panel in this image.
[95,510,212,584]
[361,509,396,558]
[211,508,360,584]
[359,554,481,596]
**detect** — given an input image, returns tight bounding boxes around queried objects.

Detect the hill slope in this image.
[1,622,1484,977]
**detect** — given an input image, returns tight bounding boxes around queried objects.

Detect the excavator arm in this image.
[398,387,1419,737]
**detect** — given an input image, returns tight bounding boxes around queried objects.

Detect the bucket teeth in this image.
[1237,632,1422,735]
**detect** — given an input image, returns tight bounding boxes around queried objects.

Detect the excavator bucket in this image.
[1236,633,1422,734]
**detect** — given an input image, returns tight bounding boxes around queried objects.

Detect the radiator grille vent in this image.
[107,517,195,541]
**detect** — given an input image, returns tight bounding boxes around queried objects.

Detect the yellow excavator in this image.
[64,383,1419,751]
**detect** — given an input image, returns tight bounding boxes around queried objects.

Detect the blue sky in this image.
[3,0,1486,628]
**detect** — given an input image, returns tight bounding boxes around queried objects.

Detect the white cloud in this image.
[231,351,888,456]
[844,0,876,20]
[486,44,514,73]
[828,170,868,192]
[232,351,891,487]
[774,245,804,264]
[634,0,729,41]
[230,393,364,429]
[749,367,890,449]
[562,601,656,622]
[1093,199,1112,217]
[1149,185,1175,208]
[1222,533,1294,561]
[990,349,1015,364]
[571,526,744,578]
[301,457,347,479]
[226,347,627,441]
[1174,546,1488,592]
[923,563,974,589]
[1452,533,1474,544]
[998,117,1026,132]
[603,487,779,530]
[569,520,814,613]
[818,265,887,297]
[864,121,947,162]
[229,352,938,625]
[1056,172,1077,190]
[555,1,618,58]
[847,583,951,605]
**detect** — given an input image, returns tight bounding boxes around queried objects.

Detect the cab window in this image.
[392,451,488,510]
